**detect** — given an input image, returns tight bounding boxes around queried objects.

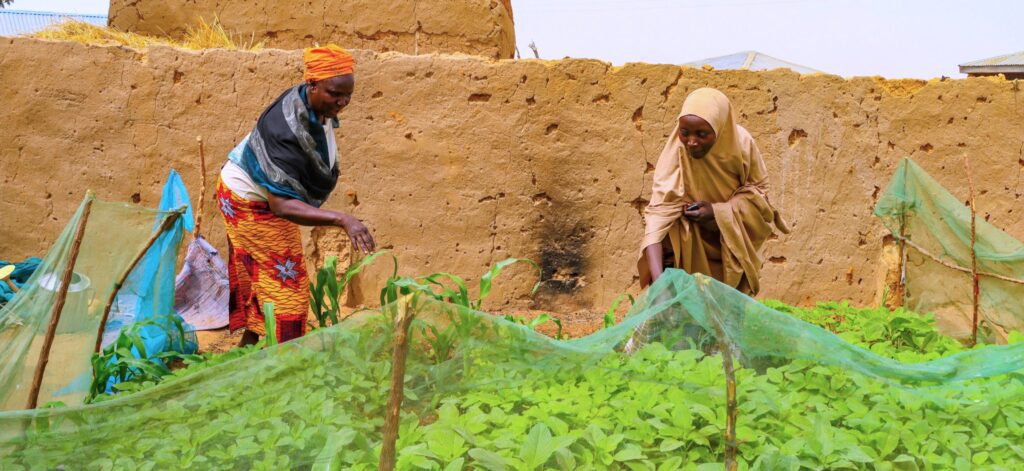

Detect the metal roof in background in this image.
[0,9,107,37]
[686,50,823,75]
[959,51,1024,74]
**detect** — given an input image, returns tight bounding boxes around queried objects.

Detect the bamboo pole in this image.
[27,195,94,409]
[379,296,415,471]
[93,209,184,353]
[965,156,981,345]
[195,136,207,238]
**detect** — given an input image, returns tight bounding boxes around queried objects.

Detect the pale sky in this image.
[11,0,1023,79]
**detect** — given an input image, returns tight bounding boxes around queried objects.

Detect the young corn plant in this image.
[603,293,636,329]
[502,313,559,336]
[380,258,540,309]
[309,250,397,329]
[552,318,564,340]
[87,317,199,403]
[379,258,542,364]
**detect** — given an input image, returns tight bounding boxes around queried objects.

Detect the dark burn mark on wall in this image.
[537,223,591,297]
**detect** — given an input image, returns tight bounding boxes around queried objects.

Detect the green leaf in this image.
[311,428,356,471]
[343,250,397,285]
[553,448,576,470]
[657,457,684,471]
[518,423,555,469]
[263,302,277,347]
[443,458,465,471]
[603,293,635,328]
[842,445,873,463]
[395,444,436,470]
[477,258,540,309]
[751,448,799,471]
[469,448,509,471]
[424,272,470,306]
[694,463,724,471]
[526,314,552,330]
[387,278,435,301]
[811,415,834,457]
[612,446,644,461]
[891,454,920,471]
[426,428,468,462]
[659,439,685,452]
[879,425,901,458]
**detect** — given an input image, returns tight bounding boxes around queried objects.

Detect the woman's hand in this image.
[683,201,718,232]
[337,214,376,254]
[266,193,376,253]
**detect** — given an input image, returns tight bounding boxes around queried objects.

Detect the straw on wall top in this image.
[30,18,263,51]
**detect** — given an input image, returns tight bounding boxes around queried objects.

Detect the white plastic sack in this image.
[174,236,229,330]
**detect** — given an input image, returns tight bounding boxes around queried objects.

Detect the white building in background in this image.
[686,50,823,74]
[959,51,1024,80]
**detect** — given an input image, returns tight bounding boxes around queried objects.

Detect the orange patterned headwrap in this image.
[303,44,355,82]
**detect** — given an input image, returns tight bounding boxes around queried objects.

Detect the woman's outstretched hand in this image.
[338,214,376,254]
[266,193,377,254]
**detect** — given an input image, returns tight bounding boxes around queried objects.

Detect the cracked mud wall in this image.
[108,0,516,59]
[2,37,1023,314]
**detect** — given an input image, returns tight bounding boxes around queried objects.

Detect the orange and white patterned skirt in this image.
[217,178,308,342]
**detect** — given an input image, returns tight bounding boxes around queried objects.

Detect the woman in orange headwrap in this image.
[638,88,788,295]
[218,44,375,345]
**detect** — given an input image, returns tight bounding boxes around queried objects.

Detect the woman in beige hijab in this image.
[638,87,788,295]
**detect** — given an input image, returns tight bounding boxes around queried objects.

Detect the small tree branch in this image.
[379,296,416,471]
[28,195,94,409]
[964,155,980,345]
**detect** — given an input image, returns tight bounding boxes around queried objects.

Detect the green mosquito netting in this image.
[0,179,196,411]
[2,265,1024,469]
[875,158,1024,341]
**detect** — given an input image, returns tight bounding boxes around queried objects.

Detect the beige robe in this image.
[638,88,789,295]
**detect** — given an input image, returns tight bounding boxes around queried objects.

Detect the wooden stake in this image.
[965,155,980,345]
[27,195,94,409]
[893,213,908,307]
[93,209,184,353]
[195,136,207,238]
[379,296,415,471]
[720,339,738,471]
[696,276,738,471]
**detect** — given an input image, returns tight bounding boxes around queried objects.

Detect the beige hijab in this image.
[638,88,789,294]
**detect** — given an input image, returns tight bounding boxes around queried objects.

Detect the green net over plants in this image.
[874,158,1024,341]
[3,264,1024,469]
[0,180,196,410]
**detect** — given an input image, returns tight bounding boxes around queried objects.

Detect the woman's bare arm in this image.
[266,193,376,253]
[645,242,665,282]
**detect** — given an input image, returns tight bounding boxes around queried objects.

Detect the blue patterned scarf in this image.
[229,84,339,207]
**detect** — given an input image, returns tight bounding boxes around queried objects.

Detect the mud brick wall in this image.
[2,37,1022,313]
